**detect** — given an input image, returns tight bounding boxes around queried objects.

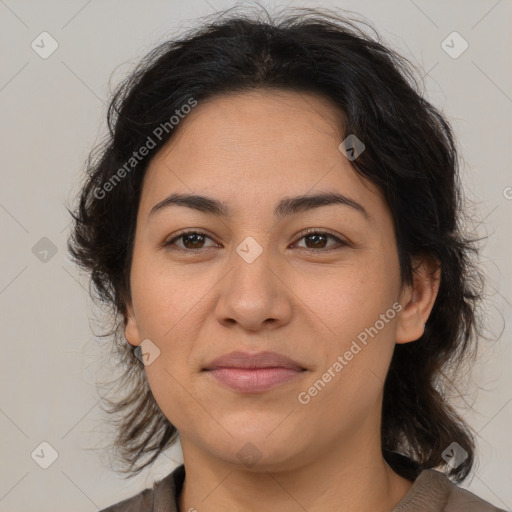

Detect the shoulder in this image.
[98,487,153,512]
[441,472,508,512]
[97,465,185,512]
[394,469,508,512]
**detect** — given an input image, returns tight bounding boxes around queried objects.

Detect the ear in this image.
[396,256,441,344]
[124,300,142,347]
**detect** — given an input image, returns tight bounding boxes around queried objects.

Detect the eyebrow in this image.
[148,191,369,221]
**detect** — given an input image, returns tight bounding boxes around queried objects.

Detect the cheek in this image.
[130,261,210,428]
[129,247,216,341]
[297,250,401,391]
[144,360,207,435]
[296,255,400,336]
[295,268,400,422]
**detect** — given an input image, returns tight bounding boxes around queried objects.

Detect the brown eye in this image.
[304,233,329,249]
[165,231,217,250]
[182,233,206,249]
[294,231,346,251]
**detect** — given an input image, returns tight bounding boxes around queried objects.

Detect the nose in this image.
[214,246,293,333]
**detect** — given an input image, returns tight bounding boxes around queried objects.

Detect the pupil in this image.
[306,234,326,248]
[184,233,204,248]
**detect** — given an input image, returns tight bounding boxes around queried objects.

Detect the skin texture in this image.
[125,90,440,512]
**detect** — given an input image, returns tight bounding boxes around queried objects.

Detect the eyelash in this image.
[163,228,347,253]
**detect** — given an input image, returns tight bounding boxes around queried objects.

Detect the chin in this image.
[205,429,306,473]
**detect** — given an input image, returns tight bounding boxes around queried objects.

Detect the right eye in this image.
[163,230,220,251]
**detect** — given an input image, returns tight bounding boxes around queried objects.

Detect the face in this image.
[125,90,426,472]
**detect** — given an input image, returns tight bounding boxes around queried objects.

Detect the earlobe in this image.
[395,257,441,344]
[124,302,141,347]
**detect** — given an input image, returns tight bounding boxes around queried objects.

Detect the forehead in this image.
[154,89,345,165]
[140,90,385,219]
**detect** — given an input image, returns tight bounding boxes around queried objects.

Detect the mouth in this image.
[205,367,306,393]
[202,351,307,393]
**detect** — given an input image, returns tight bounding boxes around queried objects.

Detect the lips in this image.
[203,351,307,393]
[203,350,305,371]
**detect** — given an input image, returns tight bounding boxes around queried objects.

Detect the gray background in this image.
[0,0,511,510]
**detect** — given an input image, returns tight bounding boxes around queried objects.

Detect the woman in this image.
[68,6,507,512]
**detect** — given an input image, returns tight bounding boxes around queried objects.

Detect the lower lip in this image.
[206,367,305,392]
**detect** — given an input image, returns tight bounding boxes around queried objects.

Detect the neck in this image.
[177,436,413,512]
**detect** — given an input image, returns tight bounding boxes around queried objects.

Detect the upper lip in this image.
[203,351,305,371]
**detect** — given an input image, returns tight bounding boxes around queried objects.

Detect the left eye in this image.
[293,231,345,251]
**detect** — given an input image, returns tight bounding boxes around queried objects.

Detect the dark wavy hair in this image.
[67,5,484,482]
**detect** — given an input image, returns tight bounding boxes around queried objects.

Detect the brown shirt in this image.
[98,464,508,511]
